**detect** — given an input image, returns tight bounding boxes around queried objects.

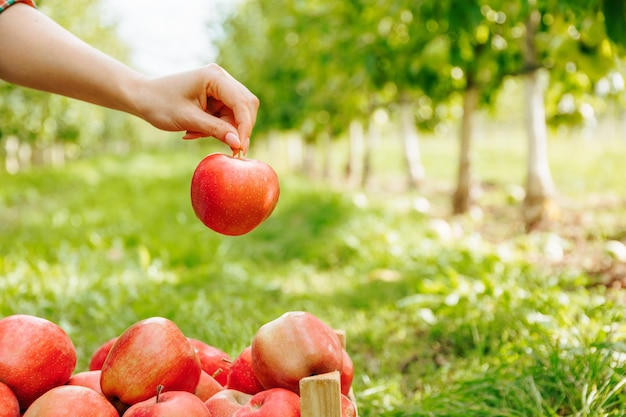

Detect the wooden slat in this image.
[300,371,342,417]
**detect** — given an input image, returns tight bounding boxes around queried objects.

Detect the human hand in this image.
[134,64,259,154]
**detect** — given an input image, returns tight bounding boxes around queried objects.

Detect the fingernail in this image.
[225,132,240,149]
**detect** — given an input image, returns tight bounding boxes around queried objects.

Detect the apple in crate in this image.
[188,338,232,386]
[341,394,357,417]
[100,317,201,411]
[0,314,76,411]
[204,389,252,417]
[0,381,19,417]
[227,346,264,395]
[124,386,210,417]
[195,370,224,402]
[22,385,118,417]
[232,388,300,417]
[88,337,118,371]
[340,349,354,396]
[67,370,103,394]
[190,153,280,236]
[251,311,343,394]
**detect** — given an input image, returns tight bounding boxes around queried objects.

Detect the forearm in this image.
[0,4,144,117]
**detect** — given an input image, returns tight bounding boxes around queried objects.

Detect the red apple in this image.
[0,381,19,417]
[226,346,264,395]
[22,385,117,417]
[100,317,201,411]
[67,370,102,395]
[341,394,357,417]
[232,388,300,417]
[88,337,118,371]
[0,314,76,411]
[340,349,354,396]
[251,311,343,394]
[188,338,232,386]
[190,153,280,236]
[204,389,252,417]
[124,386,210,417]
[195,370,224,402]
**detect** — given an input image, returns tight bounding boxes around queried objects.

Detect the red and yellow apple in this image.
[190,153,280,236]
[232,388,300,417]
[22,385,118,417]
[204,389,252,417]
[340,349,354,396]
[188,338,232,386]
[88,337,118,371]
[66,370,103,395]
[100,317,201,410]
[0,381,19,417]
[0,314,76,411]
[195,370,224,402]
[226,346,264,395]
[251,311,343,394]
[124,386,210,417]
[341,394,357,417]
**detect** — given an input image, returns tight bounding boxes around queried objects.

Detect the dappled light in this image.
[2,0,626,416]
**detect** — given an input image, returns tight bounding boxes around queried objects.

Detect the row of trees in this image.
[214,0,626,230]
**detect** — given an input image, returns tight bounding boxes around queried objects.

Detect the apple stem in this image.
[234,149,243,159]
[156,384,164,403]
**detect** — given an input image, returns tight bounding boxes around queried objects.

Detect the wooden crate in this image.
[299,330,358,417]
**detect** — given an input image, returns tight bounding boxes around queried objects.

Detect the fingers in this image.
[204,64,259,155]
[182,110,243,154]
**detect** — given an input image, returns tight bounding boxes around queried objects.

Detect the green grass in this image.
[1,137,625,416]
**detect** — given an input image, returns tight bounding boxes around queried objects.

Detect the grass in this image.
[1,135,625,416]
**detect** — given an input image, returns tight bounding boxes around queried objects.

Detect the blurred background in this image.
[2,0,624,229]
[2,2,626,415]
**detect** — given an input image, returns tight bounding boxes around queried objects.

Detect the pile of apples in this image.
[0,311,357,417]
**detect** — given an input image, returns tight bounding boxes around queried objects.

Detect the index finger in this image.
[204,65,259,154]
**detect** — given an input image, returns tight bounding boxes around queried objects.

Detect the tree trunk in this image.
[452,84,479,215]
[303,140,317,179]
[362,115,378,189]
[320,130,332,180]
[399,99,425,189]
[523,10,559,231]
[345,119,364,187]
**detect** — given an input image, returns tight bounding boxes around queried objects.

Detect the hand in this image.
[135,64,259,154]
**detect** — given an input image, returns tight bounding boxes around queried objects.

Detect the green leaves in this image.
[603,0,626,48]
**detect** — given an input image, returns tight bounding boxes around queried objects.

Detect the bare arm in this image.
[0,4,259,153]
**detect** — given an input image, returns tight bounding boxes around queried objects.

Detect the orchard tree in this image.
[504,0,617,230]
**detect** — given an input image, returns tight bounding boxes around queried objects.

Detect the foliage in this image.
[214,0,625,140]
[1,140,625,416]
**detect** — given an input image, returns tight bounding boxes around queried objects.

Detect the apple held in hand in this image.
[22,385,118,417]
[0,314,76,411]
[190,153,280,236]
[124,386,210,417]
[251,311,343,394]
[100,317,201,410]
